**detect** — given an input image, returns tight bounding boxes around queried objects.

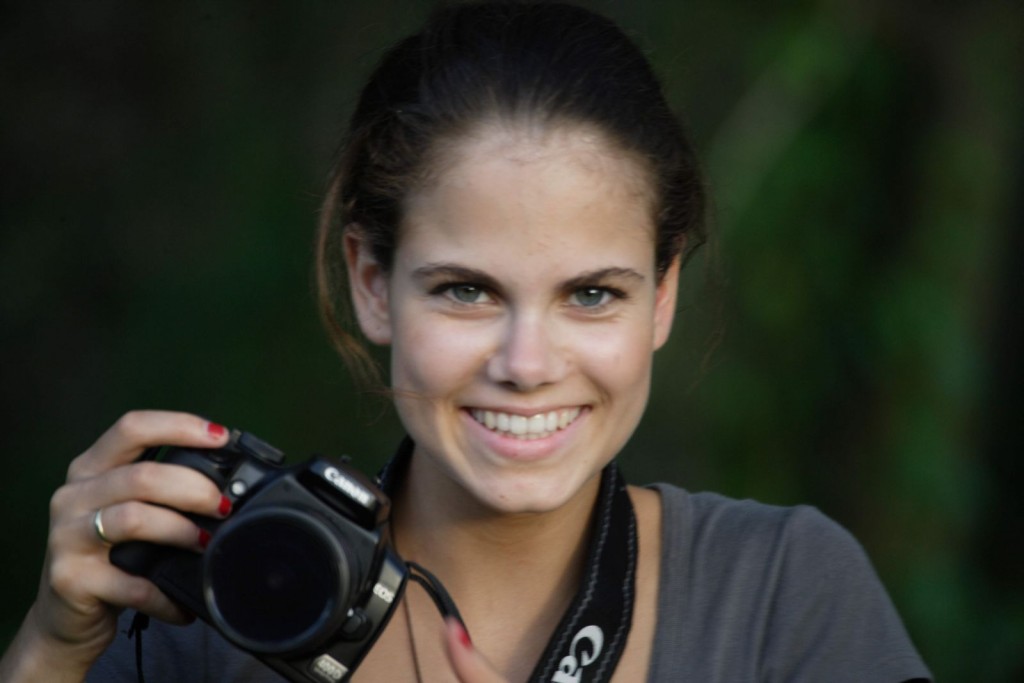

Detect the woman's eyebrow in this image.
[411,264,645,290]
[411,263,501,290]
[560,267,646,290]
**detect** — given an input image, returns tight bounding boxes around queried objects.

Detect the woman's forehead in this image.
[431,121,653,193]
[401,124,656,242]
[394,127,658,279]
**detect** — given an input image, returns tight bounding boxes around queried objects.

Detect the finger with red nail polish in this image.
[207,422,227,439]
[444,618,507,683]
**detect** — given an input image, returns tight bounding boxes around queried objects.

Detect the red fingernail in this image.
[207,422,226,439]
[218,495,232,517]
[198,529,212,549]
[456,621,472,648]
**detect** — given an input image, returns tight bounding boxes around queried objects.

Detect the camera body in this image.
[110,430,407,683]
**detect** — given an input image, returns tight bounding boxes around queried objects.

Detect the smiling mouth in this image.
[469,407,583,440]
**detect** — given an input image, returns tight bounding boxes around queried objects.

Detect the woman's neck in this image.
[389,450,601,641]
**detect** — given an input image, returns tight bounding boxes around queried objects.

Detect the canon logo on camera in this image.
[323,466,374,507]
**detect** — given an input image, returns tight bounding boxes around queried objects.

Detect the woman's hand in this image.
[443,618,510,683]
[0,410,231,683]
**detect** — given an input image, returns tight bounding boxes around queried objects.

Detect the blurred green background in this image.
[2,1,1021,680]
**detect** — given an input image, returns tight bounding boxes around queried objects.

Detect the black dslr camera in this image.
[110,430,407,683]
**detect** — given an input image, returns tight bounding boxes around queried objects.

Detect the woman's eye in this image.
[447,284,491,304]
[571,287,613,308]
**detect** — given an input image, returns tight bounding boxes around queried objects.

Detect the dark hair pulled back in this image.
[316,1,707,381]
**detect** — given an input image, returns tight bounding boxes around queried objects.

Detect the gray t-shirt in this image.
[88,484,931,682]
[645,484,930,682]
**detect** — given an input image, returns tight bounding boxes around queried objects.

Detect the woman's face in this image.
[348,125,679,514]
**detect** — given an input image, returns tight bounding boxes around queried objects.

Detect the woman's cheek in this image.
[573,322,654,385]
[392,315,489,395]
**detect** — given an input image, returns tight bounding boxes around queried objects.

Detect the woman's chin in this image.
[461,467,598,517]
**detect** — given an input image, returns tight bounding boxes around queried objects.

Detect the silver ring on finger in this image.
[92,508,113,546]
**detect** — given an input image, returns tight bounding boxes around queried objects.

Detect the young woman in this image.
[0,2,931,681]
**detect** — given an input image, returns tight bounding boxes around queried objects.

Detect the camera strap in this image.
[378,438,636,683]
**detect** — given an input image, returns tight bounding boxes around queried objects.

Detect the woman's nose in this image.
[486,312,569,391]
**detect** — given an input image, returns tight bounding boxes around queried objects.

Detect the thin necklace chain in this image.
[392,517,425,683]
[403,592,425,683]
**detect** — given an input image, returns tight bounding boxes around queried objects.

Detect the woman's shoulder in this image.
[644,482,932,682]
[646,481,895,618]
[648,482,858,562]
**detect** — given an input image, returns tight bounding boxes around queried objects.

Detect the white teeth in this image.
[509,415,527,435]
[469,407,583,440]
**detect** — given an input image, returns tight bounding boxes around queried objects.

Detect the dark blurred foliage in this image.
[2,1,1021,680]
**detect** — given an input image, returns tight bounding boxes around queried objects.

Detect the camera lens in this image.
[203,507,353,655]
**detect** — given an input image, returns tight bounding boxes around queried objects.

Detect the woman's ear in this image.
[343,229,392,345]
[652,254,681,351]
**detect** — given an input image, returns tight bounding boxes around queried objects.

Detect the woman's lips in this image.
[468,407,583,440]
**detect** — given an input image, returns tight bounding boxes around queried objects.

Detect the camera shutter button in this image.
[228,480,248,497]
[237,432,285,465]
